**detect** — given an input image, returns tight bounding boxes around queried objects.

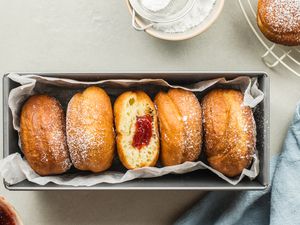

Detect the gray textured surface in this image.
[0,0,300,224]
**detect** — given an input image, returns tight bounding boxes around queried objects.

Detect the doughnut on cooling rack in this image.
[239,0,300,77]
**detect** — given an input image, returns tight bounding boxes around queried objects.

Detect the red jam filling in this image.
[0,206,15,225]
[132,115,152,149]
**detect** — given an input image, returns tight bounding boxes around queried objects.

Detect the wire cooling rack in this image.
[239,0,300,77]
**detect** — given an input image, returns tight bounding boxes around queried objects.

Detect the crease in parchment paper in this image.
[0,73,264,186]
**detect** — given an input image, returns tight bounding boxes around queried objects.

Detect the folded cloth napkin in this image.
[175,103,300,225]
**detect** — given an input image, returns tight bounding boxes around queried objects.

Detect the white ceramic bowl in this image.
[0,196,23,225]
[126,0,225,41]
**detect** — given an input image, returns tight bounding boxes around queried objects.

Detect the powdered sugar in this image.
[141,0,172,12]
[67,126,99,165]
[153,0,216,33]
[181,95,202,162]
[264,0,300,33]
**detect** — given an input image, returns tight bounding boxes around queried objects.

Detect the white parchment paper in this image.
[0,73,264,186]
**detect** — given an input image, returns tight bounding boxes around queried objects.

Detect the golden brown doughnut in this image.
[202,89,256,177]
[154,89,202,166]
[257,0,300,46]
[20,95,72,176]
[66,86,115,173]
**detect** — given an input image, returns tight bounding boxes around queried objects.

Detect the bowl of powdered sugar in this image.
[126,0,224,41]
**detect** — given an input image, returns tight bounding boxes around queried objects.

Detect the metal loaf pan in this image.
[3,72,270,190]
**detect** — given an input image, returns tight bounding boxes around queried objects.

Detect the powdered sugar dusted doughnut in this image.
[202,89,256,177]
[66,86,115,173]
[20,95,72,176]
[155,89,202,166]
[257,0,300,46]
